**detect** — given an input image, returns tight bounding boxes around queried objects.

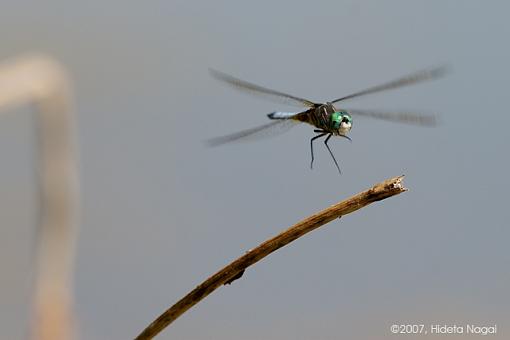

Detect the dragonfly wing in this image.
[347,109,438,126]
[210,68,316,108]
[331,66,448,104]
[206,119,299,147]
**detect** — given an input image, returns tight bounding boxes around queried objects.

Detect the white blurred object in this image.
[0,54,79,340]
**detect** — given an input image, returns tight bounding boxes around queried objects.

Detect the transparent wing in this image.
[210,68,316,108]
[347,109,438,126]
[206,119,299,147]
[331,66,448,104]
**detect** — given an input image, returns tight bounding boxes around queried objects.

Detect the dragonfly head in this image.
[330,111,353,136]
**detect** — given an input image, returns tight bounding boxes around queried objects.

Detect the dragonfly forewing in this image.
[331,66,448,103]
[209,68,317,108]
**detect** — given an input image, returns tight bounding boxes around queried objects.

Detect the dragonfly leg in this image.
[324,133,342,174]
[338,134,352,142]
[310,131,327,169]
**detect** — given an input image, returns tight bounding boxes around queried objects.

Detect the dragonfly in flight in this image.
[208,66,446,174]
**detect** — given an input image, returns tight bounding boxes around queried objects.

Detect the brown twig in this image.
[135,175,407,339]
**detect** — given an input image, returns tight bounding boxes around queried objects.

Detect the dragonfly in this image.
[208,66,446,174]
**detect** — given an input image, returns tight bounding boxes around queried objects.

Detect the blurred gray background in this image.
[1,1,509,339]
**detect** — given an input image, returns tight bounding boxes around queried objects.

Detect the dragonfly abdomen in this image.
[267,109,318,126]
[267,111,300,120]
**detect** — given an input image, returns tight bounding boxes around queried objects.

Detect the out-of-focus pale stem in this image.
[0,55,79,340]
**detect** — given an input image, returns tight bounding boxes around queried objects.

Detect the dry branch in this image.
[135,175,407,339]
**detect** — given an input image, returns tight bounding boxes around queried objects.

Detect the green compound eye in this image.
[330,111,353,130]
[331,111,342,129]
